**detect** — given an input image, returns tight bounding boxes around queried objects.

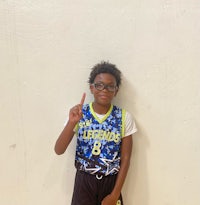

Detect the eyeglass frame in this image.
[92,82,118,92]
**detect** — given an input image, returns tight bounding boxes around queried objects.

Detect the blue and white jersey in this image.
[75,103,126,176]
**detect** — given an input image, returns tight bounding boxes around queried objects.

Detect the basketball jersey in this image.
[75,103,126,176]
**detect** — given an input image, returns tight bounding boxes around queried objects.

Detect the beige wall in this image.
[1,1,200,205]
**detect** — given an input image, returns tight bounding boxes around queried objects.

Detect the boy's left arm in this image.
[101,135,132,205]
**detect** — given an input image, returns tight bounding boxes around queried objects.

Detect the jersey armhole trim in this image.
[121,109,126,137]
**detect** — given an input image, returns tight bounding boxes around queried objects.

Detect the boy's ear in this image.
[114,87,119,96]
[90,84,93,93]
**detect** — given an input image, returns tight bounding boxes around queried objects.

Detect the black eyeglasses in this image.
[92,82,117,92]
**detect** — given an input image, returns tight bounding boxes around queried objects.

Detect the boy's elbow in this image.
[54,146,64,155]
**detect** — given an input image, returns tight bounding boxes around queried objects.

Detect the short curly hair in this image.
[88,61,122,87]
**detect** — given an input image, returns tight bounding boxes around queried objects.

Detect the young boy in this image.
[54,61,137,205]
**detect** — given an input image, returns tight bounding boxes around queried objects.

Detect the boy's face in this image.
[90,73,118,106]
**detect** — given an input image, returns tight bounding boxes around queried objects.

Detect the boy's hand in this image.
[101,194,118,205]
[69,93,86,124]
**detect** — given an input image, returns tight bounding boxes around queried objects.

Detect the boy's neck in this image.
[92,102,112,114]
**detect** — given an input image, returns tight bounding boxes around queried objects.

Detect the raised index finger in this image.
[80,92,86,106]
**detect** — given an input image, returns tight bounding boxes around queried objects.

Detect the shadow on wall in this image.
[114,78,150,205]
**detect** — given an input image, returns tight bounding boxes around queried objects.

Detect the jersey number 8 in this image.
[92,141,101,155]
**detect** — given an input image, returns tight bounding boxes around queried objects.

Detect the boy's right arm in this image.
[54,120,76,155]
[54,93,86,155]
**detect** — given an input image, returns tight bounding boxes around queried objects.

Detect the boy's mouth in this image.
[99,94,109,98]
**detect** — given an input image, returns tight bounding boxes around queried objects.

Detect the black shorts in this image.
[71,170,123,205]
